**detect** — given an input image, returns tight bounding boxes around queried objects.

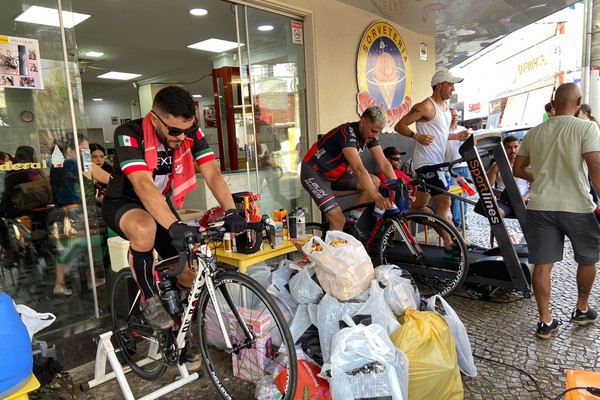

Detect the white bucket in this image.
[107,236,130,272]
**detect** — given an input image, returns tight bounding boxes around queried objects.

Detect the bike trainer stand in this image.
[81,331,199,400]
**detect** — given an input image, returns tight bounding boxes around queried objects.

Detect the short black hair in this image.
[503,135,519,144]
[544,102,552,113]
[152,86,196,119]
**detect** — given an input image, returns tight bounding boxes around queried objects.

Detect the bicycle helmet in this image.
[199,206,224,229]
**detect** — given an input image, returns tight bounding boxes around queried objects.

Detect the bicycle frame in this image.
[363,213,425,260]
[169,243,255,359]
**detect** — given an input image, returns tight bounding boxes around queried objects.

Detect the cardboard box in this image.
[232,334,272,383]
[226,306,272,338]
[177,209,205,226]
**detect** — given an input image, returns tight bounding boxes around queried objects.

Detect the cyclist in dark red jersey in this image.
[301,106,395,239]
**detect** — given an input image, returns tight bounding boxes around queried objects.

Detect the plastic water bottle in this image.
[288,209,297,239]
[444,171,451,190]
[456,176,476,197]
[296,208,306,239]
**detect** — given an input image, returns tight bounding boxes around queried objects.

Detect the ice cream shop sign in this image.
[357,21,412,132]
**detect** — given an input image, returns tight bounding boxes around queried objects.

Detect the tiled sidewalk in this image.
[70,211,600,399]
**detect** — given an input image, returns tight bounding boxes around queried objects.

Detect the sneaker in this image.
[536,318,560,339]
[53,285,72,296]
[343,223,366,243]
[141,295,174,331]
[183,337,202,362]
[570,308,598,326]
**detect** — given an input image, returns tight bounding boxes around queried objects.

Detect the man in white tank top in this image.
[394,70,469,233]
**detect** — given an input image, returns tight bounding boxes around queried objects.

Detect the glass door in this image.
[232,3,311,218]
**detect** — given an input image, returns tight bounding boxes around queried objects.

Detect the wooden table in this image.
[214,239,298,273]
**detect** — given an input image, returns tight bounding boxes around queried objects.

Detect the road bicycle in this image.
[305,177,469,297]
[109,224,297,399]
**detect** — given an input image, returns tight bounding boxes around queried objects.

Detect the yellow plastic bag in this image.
[390,309,463,400]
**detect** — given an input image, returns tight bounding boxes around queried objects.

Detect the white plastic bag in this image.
[15,304,56,340]
[426,295,477,377]
[302,230,374,300]
[289,263,324,304]
[322,315,408,400]
[375,265,419,316]
[317,280,400,364]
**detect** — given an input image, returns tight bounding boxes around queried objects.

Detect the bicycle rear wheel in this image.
[110,269,167,380]
[379,211,469,297]
[305,222,326,240]
[198,270,297,399]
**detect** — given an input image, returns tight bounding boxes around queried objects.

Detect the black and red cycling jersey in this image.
[303,121,379,179]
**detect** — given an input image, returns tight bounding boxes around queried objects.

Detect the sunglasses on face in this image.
[388,157,401,161]
[151,110,198,137]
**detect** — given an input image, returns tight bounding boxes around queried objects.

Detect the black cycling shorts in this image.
[300,163,357,214]
[101,197,177,259]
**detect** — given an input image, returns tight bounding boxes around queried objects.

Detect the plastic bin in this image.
[0,293,32,399]
[107,236,130,272]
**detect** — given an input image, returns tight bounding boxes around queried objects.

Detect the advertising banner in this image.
[0,35,43,90]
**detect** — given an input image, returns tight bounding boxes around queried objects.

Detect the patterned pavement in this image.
[68,210,600,400]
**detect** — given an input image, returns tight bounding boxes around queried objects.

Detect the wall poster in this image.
[0,35,43,90]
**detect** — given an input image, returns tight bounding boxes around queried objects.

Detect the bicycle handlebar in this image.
[166,223,227,277]
[416,157,465,176]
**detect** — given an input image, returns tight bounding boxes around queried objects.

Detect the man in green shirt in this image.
[514,83,600,339]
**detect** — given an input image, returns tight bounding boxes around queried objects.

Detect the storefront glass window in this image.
[0,0,105,332]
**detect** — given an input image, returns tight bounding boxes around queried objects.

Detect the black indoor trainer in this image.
[536,318,561,340]
[570,307,598,326]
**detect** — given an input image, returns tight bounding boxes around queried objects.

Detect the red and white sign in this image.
[291,21,303,44]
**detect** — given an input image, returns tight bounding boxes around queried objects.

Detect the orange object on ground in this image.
[276,359,331,400]
[565,369,600,400]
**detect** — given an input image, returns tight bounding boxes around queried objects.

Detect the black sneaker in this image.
[343,223,366,243]
[536,318,560,339]
[570,308,598,326]
[183,337,202,363]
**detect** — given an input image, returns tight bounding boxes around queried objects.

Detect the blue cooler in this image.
[0,292,32,398]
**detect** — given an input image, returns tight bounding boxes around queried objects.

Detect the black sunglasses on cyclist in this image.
[388,157,402,161]
[151,110,198,137]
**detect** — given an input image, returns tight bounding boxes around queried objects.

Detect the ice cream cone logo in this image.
[357,21,412,132]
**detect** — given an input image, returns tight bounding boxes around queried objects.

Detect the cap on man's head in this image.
[431,70,464,86]
[383,146,406,158]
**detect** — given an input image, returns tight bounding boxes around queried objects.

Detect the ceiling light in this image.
[97,71,141,80]
[92,98,103,101]
[189,8,208,16]
[188,38,242,53]
[15,6,91,28]
[258,25,274,32]
[85,51,104,57]
[192,94,203,98]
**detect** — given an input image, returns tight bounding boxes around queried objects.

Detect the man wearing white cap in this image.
[394,70,469,233]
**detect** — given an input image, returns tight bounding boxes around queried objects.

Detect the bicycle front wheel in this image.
[198,271,297,399]
[379,211,469,297]
[110,269,167,380]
